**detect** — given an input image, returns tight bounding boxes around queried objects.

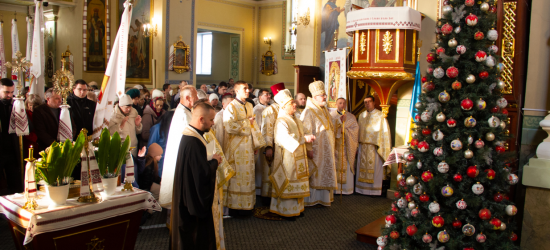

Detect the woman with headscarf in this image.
[140,97,166,148]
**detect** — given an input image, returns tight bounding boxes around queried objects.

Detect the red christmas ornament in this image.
[496,145,506,153]
[420,193,430,202]
[463,248,474,250]
[475,51,487,62]
[406,225,418,236]
[485,169,496,180]
[453,173,463,182]
[494,192,504,202]
[446,66,459,78]
[475,31,485,40]
[441,23,453,35]
[467,166,479,178]
[422,128,432,136]
[410,138,419,149]
[427,53,437,63]
[479,208,492,220]
[452,81,462,90]
[407,153,415,161]
[465,0,475,6]
[461,98,474,110]
[466,13,479,26]
[390,231,400,239]
[504,194,510,200]
[399,179,407,187]
[436,47,445,55]
[502,108,509,116]
[447,117,457,127]
[491,218,502,230]
[452,219,462,228]
[392,206,398,212]
[421,76,428,83]
[421,171,434,182]
[405,192,414,202]
[394,192,401,198]
[479,71,489,79]
[510,232,518,241]
[386,214,397,224]
[491,106,500,113]
[422,82,435,92]
[432,216,445,228]
[418,141,430,152]
[490,6,497,13]
[415,114,421,121]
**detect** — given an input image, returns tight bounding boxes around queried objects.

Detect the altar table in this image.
[0,186,161,250]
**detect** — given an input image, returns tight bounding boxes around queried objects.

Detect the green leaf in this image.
[96,128,110,176]
[115,135,131,176]
[108,132,122,174]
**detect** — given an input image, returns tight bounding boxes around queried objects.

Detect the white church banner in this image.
[324,48,348,108]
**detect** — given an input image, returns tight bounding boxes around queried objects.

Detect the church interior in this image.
[0,0,549,249]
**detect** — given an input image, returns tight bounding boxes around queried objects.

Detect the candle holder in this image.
[22,147,38,210]
[77,129,102,203]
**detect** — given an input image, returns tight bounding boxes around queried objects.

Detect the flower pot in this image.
[101,176,119,199]
[45,184,70,209]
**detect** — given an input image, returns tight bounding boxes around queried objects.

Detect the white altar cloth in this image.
[0,186,161,245]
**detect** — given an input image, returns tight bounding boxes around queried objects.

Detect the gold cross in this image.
[5,51,32,97]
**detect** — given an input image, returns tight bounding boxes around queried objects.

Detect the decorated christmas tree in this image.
[377,0,520,249]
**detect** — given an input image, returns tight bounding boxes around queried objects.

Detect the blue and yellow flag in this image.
[405,62,422,143]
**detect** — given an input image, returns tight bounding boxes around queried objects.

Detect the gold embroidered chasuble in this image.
[357,109,391,184]
[330,110,359,185]
[269,112,312,216]
[223,99,265,210]
[258,103,279,197]
[300,98,340,191]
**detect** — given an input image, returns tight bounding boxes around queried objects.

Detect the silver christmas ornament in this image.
[438,161,450,173]
[397,197,407,208]
[466,74,476,84]
[464,149,474,159]
[454,26,461,34]
[489,116,501,128]
[480,2,490,11]
[486,132,495,141]
[429,201,440,213]
[408,201,417,210]
[415,102,423,109]
[413,183,423,194]
[406,175,417,186]
[432,129,444,141]
[397,173,404,181]
[412,131,419,139]
[448,38,458,48]
[500,222,507,231]
[442,5,453,15]
[488,29,498,41]
[468,135,474,144]
[436,112,446,122]
[417,161,423,169]
[500,121,506,129]
[434,67,445,79]
[485,55,496,67]
[472,182,484,195]
[497,80,506,90]
[497,97,508,108]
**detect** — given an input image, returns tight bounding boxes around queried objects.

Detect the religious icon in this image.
[328,61,340,102]
[85,0,107,72]
[172,36,190,74]
[261,50,275,76]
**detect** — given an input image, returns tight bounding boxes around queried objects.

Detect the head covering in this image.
[119,94,133,106]
[253,89,260,97]
[274,89,293,108]
[133,85,143,90]
[126,88,140,99]
[152,89,164,99]
[197,89,208,100]
[149,97,164,117]
[309,80,326,97]
[209,93,219,102]
[270,82,285,96]
[148,143,163,157]
[88,81,98,88]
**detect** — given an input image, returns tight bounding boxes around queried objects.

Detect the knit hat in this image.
[147,143,163,157]
[209,93,219,102]
[309,80,326,97]
[152,89,164,99]
[126,88,140,99]
[119,94,133,106]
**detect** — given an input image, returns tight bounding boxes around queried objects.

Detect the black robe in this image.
[66,93,96,138]
[0,99,23,194]
[172,126,219,250]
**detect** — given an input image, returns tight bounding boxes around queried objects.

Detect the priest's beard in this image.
[298,105,305,109]
[314,100,327,107]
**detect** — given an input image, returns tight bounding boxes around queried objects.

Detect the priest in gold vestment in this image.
[330,98,359,195]
[223,81,265,210]
[300,81,341,206]
[259,83,285,198]
[355,95,391,195]
[269,89,315,218]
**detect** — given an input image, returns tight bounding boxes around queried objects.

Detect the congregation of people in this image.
[0,77,391,249]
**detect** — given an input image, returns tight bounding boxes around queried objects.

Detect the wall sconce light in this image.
[263,37,272,49]
[143,23,157,37]
[296,7,310,26]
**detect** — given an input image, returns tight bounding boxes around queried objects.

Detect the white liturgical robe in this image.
[330,110,359,195]
[253,103,268,195]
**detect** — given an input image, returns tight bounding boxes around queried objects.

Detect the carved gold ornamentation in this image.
[5,51,32,98]
[86,236,105,250]
[347,71,415,80]
[173,36,191,74]
[53,59,75,105]
[360,32,367,55]
[358,81,364,89]
[380,105,390,118]
[501,2,517,95]
[383,31,393,54]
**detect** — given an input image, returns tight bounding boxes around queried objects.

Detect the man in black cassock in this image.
[0,78,23,195]
[171,101,221,250]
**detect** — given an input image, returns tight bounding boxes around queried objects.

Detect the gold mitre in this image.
[308,80,326,97]
[274,89,293,108]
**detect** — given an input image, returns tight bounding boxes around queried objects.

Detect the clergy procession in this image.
[1,0,536,249]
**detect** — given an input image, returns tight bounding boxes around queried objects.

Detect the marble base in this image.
[521,187,550,250]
